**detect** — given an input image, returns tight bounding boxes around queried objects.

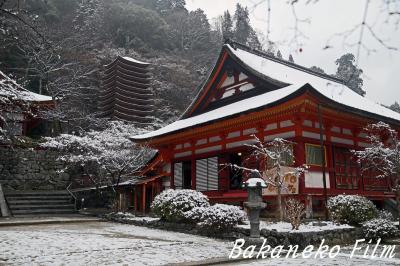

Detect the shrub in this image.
[151,189,209,222]
[362,218,398,240]
[285,198,305,230]
[191,204,246,230]
[378,210,394,221]
[327,195,378,225]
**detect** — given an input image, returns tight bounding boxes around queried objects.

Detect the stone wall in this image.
[0,147,71,191]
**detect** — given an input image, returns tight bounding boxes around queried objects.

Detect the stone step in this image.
[4,190,77,216]
[12,208,76,216]
[7,199,72,205]
[9,204,75,210]
[6,195,72,201]
[5,190,70,196]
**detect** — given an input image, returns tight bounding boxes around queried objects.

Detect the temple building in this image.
[127,41,400,215]
[0,70,53,137]
[98,56,154,124]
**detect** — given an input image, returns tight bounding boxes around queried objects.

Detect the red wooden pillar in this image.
[191,157,196,190]
[219,132,229,191]
[142,183,146,214]
[134,186,138,212]
[256,123,265,142]
[218,155,229,191]
[293,115,305,194]
[191,140,196,190]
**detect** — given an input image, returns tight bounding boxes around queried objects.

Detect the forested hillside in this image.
[0,0,264,132]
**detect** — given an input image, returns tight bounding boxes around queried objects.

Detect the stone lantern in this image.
[243,171,267,239]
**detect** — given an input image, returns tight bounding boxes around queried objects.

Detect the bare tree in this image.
[227,136,306,221]
[285,197,305,230]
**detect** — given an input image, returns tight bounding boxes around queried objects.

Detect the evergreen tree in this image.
[233,3,251,44]
[156,0,186,14]
[335,53,365,96]
[232,4,261,50]
[247,28,262,50]
[276,50,282,59]
[309,66,325,74]
[288,54,294,63]
[221,10,233,40]
[389,102,400,113]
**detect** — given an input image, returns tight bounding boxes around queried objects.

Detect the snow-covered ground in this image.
[1,221,399,265]
[237,221,353,232]
[231,254,400,266]
[0,221,231,265]
[113,212,160,222]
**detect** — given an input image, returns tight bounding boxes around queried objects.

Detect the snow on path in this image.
[0,221,231,265]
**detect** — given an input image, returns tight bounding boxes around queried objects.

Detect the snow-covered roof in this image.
[131,44,400,141]
[122,56,150,65]
[226,44,400,122]
[132,84,300,140]
[0,71,53,102]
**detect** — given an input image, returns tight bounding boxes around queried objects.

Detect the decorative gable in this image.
[210,72,255,102]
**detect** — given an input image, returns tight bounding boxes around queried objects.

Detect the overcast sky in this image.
[186,0,400,106]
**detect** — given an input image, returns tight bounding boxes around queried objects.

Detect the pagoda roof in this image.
[0,70,52,103]
[131,42,400,141]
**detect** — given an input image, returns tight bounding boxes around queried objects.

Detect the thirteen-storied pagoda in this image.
[98,56,154,124]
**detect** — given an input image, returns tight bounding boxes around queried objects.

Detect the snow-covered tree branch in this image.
[226,135,307,221]
[353,121,400,227]
[41,120,155,192]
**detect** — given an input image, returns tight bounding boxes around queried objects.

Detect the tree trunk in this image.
[277,185,283,221]
[396,189,400,229]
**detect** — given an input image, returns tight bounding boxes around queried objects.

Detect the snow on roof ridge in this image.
[225,40,345,85]
[121,56,150,65]
[0,70,52,102]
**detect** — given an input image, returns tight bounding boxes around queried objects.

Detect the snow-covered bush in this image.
[151,189,210,222]
[362,218,398,240]
[327,195,378,225]
[378,210,394,221]
[193,204,246,230]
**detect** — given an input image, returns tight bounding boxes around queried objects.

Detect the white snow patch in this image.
[244,177,268,188]
[0,70,52,102]
[237,220,353,232]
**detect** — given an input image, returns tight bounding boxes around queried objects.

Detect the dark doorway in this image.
[182,161,192,189]
[136,188,142,212]
[229,153,243,189]
[145,186,153,212]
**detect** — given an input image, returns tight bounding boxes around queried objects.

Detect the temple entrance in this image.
[182,161,192,189]
[229,153,243,190]
[145,186,153,212]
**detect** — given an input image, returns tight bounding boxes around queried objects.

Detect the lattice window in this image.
[174,162,183,189]
[196,157,218,191]
[333,147,360,189]
[305,144,326,166]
